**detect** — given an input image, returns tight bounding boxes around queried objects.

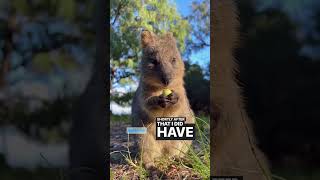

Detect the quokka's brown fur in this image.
[131,30,194,170]
[211,0,272,179]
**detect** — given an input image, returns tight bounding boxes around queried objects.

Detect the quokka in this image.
[132,30,195,170]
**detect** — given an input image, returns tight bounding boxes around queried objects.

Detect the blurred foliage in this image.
[185,62,210,115]
[185,0,210,55]
[8,0,85,21]
[236,0,320,169]
[0,96,74,142]
[0,0,95,141]
[0,0,94,77]
[111,91,134,106]
[32,51,78,73]
[110,114,131,123]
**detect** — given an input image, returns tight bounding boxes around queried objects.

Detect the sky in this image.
[175,0,210,68]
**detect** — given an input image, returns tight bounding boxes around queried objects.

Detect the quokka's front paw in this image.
[158,91,179,108]
[144,162,155,170]
[167,91,179,104]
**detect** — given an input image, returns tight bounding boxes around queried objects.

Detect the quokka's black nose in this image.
[161,76,171,85]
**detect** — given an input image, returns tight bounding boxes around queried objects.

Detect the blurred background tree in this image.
[185,0,210,54]
[0,0,107,179]
[184,0,210,115]
[0,0,95,142]
[0,1,96,179]
[184,62,209,114]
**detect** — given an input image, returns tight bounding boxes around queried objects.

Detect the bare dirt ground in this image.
[110,121,202,180]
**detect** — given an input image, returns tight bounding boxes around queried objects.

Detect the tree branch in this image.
[111,0,127,26]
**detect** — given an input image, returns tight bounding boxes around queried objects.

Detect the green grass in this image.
[115,115,210,179]
[110,114,131,123]
[183,116,210,178]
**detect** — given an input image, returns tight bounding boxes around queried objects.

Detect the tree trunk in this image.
[69,0,108,179]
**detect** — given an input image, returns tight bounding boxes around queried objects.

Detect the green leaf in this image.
[127,58,134,68]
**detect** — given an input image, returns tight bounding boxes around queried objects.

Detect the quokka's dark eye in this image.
[147,63,155,69]
[147,58,157,69]
[150,58,158,65]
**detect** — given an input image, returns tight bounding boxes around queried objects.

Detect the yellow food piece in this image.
[162,89,172,96]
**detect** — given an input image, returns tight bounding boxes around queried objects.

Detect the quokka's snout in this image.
[159,68,173,86]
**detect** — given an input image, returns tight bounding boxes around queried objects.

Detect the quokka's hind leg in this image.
[165,140,192,160]
[139,132,163,169]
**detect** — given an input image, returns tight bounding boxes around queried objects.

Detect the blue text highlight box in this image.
[127,127,147,134]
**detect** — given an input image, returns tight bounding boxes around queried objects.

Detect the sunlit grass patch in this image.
[110,114,131,123]
[110,115,210,179]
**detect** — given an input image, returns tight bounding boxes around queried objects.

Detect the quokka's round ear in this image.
[166,32,174,38]
[165,32,176,42]
[141,30,155,48]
